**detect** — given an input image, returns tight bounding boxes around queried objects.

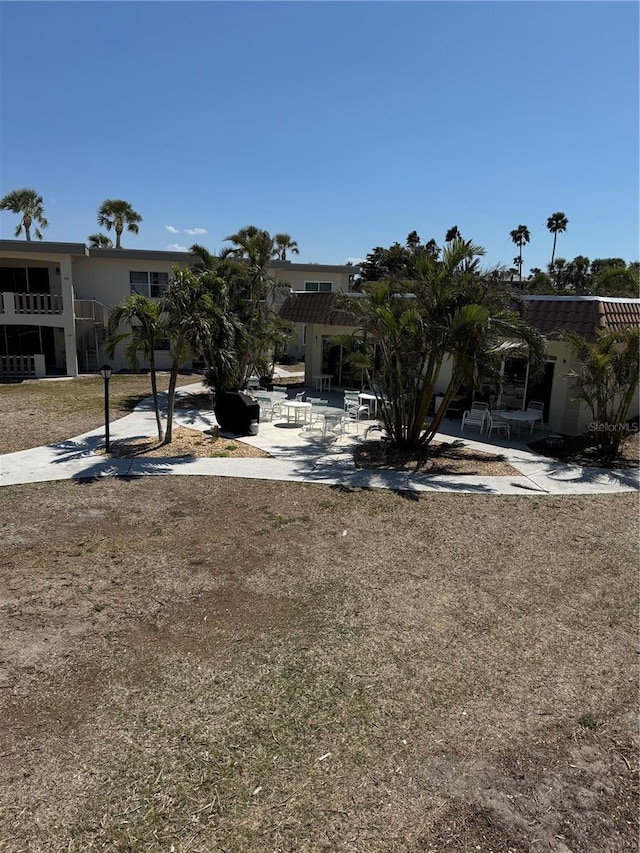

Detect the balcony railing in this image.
[0,291,65,316]
[0,354,46,379]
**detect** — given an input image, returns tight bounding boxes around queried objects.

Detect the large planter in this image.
[214,391,260,436]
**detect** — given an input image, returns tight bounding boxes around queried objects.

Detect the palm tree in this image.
[0,188,48,240]
[161,268,231,443]
[406,230,421,251]
[445,225,461,243]
[510,225,530,284]
[546,212,568,265]
[565,327,640,457]
[338,237,545,449]
[88,233,113,248]
[106,294,167,441]
[547,257,567,290]
[97,199,142,249]
[221,226,279,382]
[272,233,299,261]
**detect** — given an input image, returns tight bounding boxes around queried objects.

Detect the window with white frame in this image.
[304,281,332,292]
[129,271,169,298]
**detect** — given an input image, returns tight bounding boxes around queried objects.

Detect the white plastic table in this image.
[499,410,542,434]
[281,400,312,424]
[313,374,333,392]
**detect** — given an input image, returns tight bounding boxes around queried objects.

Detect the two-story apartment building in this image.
[0,241,193,378]
[0,240,357,379]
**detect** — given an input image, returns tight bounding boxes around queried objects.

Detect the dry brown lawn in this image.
[0,476,637,852]
[0,372,202,454]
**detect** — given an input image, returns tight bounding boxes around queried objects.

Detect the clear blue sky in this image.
[1,1,638,272]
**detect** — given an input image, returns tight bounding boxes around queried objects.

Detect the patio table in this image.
[281,400,312,424]
[499,410,542,435]
[313,374,333,392]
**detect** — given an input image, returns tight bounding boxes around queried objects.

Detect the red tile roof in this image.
[523,297,640,342]
[280,293,640,344]
[279,292,358,327]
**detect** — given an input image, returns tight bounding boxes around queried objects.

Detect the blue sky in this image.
[0,1,638,272]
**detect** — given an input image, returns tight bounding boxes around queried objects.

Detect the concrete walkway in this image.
[1,383,638,496]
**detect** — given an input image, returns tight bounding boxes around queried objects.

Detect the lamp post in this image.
[99,364,112,453]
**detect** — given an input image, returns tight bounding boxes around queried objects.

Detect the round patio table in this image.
[499,410,542,435]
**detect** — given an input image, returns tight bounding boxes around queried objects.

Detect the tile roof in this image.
[279,292,358,326]
[280,293,640,344]
[523,297,640,342]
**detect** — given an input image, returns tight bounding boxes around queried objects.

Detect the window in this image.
[304,281,332,293]
[0,266,49,293]
[129,271,169,298]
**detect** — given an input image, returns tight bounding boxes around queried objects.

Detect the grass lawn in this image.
[0,372,202,454]
[0,477,637,852]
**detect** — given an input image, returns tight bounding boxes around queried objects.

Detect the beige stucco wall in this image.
[303,323,356,385]
[72,255,189,306]
[274,269,354,297]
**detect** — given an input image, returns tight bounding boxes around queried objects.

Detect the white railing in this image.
[0,355,38,378]
[74,299,110,326]
[11,292,65,315]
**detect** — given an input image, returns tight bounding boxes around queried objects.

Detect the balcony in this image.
[1,291,65,316]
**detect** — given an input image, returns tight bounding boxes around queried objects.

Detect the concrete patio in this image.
[1,382,638,495]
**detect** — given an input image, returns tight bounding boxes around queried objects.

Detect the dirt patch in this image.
[0,479,636,851]
[353,438,519,475]
[529,431,639,470]
[97,426,269,459]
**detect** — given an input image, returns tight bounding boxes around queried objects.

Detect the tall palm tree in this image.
[546,212,568,265]
[88,233,113,248]
[510,224,530,284]
[161,268,229,443]
[97,199,142,249]
[445,225,461,243]
[106,294,167,440]
[272,233,299,261]
[221,226,279,382]
[0,188,48,240]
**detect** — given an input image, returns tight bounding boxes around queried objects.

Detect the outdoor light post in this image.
[99,364,112,454]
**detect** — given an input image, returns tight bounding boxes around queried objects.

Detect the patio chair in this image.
[343,390,360,411]
[344,400,370,432]
[272,385,288,395]
[247,376,261,390]
[255,395,275,422]
[294,391,306,402]
[461,402,489,435]
[322,412,345,439]
[526,401,546,429]
[488,411,510,439]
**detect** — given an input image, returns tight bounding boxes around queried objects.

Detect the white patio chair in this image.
[255,395,274,422]
[488,411,510,439]
[526,401,546,430]
[344,400,370,432]
[322,412,345,439]
[272,385,288,395]
[343,390,360,411]
[294,391,306,402]
[461,402,489,435]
